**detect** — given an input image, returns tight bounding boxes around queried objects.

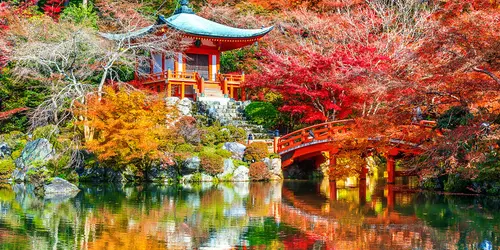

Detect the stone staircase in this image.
[197,100,272,139]
[203,84,224,98]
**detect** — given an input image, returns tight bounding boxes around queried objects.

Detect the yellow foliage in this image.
[74,87,178,168]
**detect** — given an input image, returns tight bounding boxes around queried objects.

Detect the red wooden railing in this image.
[277,119,356,155]
[276,120,438,155]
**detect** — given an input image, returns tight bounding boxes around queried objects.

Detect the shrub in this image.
[201,124,246,145]
[437,106,473,129]
[0,159,14,178]
[215,148,232,158]
[244,102,278,128]
[444,174,470,193]
[249,162,270,181]
[200,151,224,175]
[244,142,269,162]
[232,159,249,168]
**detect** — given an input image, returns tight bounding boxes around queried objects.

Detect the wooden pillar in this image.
[359,164,368,180]
[359,179,366,205]
[330,180,337,201]
[387,184,395,210]
[199,78,205,97]
[223,79,228,96]
[180,82,185,99]
[241,88,246,101]
[167,83,172,97]
[387,156,395,184]
[273,136,279,153]
[230,86,234,99]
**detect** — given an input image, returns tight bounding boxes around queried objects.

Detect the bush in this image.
[444,174,471,193]
[0,159,14,177]
[244,142,269,162]
[201,123,246,146]
[200,151,224,176]
[437,106,473,129]
[244,102,279,128]
[215,148,232,158]
[233,159,249,168]
[249,162,270,181]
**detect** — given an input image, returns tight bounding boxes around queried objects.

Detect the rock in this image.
[148,165,178,183]
[182,157,200,175]
[218,159,235,179]
[165,97,180,106]
[177,98,193,116]
[165,97,192,116]
[181,173,214,182]
[0,143,12,159]
[15,139,54,170]
[222,142,246,160]
[200,173,213,182]
[263,158,283,181]
[232,166,249,182]
[44,177,80,199]
[77,166,124,183]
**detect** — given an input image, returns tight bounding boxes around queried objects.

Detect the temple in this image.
[106,0,273,101]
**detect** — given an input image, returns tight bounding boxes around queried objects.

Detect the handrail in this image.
[137,70,198,82]
[220,73,244,84]
[277,119,355,154]
[276,119,438,155]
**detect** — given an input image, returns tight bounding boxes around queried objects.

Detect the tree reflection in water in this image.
[0,180,499,249]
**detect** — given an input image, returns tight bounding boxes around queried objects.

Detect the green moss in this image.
[232,159,249,168]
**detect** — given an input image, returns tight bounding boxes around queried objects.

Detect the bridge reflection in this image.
[269,179,430,249]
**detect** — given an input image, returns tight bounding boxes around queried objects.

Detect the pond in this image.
[0,179,499,249]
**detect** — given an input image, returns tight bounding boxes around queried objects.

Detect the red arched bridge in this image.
[266,119,438,184]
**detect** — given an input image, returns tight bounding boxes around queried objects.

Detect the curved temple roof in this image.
[100,0,273,41]
[158,14,273,39]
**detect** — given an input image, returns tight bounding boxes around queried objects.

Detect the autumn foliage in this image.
[244,142,270,162]
[249,162,271,181]
[74,87,178,170]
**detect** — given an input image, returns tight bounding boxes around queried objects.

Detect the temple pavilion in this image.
[104,0,273,101]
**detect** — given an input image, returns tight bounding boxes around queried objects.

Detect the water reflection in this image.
[0,180,499,249]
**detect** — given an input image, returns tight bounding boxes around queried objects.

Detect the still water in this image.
[0,179,499,249]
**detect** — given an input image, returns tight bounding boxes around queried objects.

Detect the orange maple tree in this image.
[74,87,178,170]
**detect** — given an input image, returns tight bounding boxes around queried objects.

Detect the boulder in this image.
[44,177,80,199]
[148,165,178,183]
[222,142,246,160]
[13,139,54,182]
[77,166,124,183]
[166,97,192,116]
[263,158,283,181]
[165,97,180,106]
[217,159,235,179]
[15,139,54,170]
[0,143,12,159]
[232,166,249,182]
[181,173,214,183]
[182,156,200,175]
[177,98,193,116]
[200,173,213,182]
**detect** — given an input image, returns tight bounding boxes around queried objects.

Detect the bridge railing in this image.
[277,119,356,154]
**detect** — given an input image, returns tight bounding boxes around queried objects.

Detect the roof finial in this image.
[175,0,194,14]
